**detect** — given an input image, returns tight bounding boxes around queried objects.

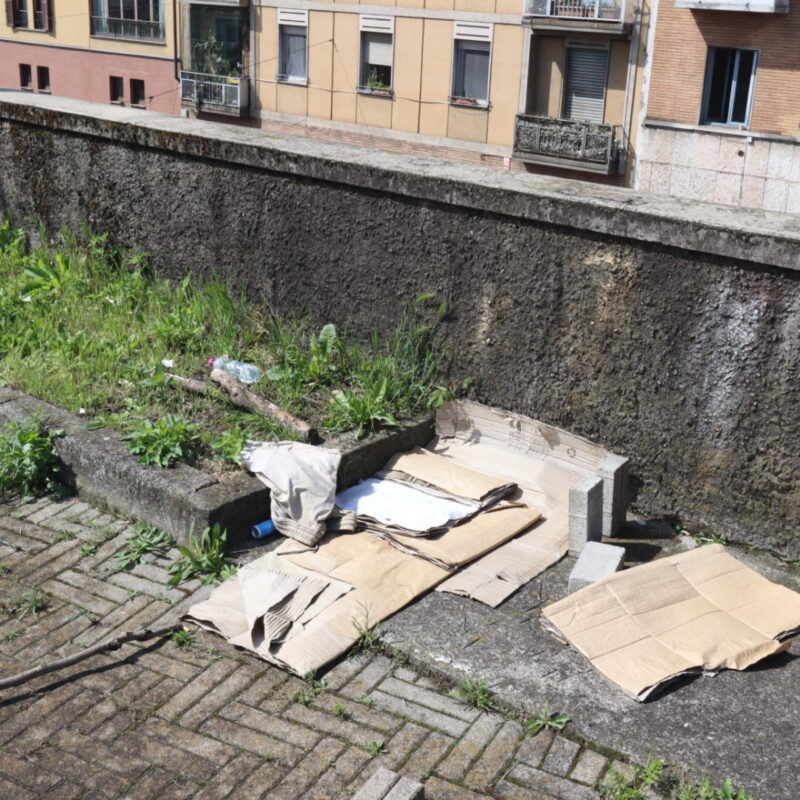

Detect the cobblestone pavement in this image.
[0,494,634,799]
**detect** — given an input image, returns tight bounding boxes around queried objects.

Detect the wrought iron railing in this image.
[523,0,625,21]
[91,16,165,41]
[513,114,617,165]
[180,71,249,114]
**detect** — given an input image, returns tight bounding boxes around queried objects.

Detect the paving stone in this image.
[72,594,152,647]
[400,730,454,782]
[57,568,130,603]
[313,692,404,734]
[506,763,602,800]
[437,712,504,781]
[266,737,346,800]
[371,690,469,737]
[142,717,239,765]
[373,721,429,771]
[0,750,64,793]
[22,688,104,744]
[157,657,238,720]
[51,729,150,777]
[541,736,581,776]
[178,664,259,727]
[114,730,219,783]
[322,654,370,690]
[378,677,481,722]
[288,702,391,747]
[570,749,608,785]
[0,682,82,745]
[9,496,54,519]
[259,676,312,713]
[515,730,554,768]
[353,765,399,800]
[0,777,37,800]
[192,752,262,800]
[228,760,286,800]
[464,720,525,792]
[238,667,289,705]
[494,779,558,799]
[424,775,493,799]
[609,761,637,783]
[27,498,80,524]
[107,569,180,600]
[201,716,305,766]
[220,700,321,749]
[123,645,203,682]
[300,745,372,800]
[341,655,394,699]
[31,746,131,797]
[13,539,79,579]
[40,578,117,616]
[45,780,87,800]
[0,516,53,549]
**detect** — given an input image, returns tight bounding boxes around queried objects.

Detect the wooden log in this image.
[167,373,212,395]
[209,368,320,444]
[0,625,178,691]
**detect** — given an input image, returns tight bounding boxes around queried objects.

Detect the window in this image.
[36,65,50,92]
[359,16,393,93]
[109,75,124,103]
[90,0,164,41]
[451,23,492,107]
[277,9,307,83]
[19,64,32,90]
[130,78,145,106]
[563,46,608,124]
[701,47,758,127]
[6,0,49,31]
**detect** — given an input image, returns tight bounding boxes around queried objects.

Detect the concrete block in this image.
[568,541,626,594]
[568,475,603,556]
[385,776,425,800]
[354,766,412,800]
[597,454,629,538]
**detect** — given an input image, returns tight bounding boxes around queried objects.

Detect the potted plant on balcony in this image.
[363,68,392,97]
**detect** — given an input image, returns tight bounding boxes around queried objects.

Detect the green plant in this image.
[0,418,62,498]
[325,756,337,768]
[356,694,374,707]
[449,678,494,712]
[122,415,200,468]
[526,703,571,736]
[325,379,398,439]
[692,531,729,546]
[113,523,175,570]
[78,543,97,558]
[0,562,10,575]
[332,703,350,720]
[1,628,23,642]
[9,589,48,617]
[167,523,235,587]
[171,628,196,648]
[20,252,72,302]
[55,531,76,542]
[366,741,387,757]
[351,603,382,653]
[208,425,248,464]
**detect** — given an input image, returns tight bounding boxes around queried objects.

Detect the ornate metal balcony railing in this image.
[523,0,625,21]
[90,16,165,41]
[513,114,618,168]
[180,71,249,115]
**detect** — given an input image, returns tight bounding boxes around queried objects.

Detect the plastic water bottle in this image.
[251,520,275,539]
[210,356,261,384]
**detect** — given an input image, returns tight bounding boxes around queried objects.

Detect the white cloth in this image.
[336,478,477,531]
[240,441,341,546]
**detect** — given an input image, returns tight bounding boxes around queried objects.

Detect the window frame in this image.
[277,8,308,85]
[449,22,492,109]
[36,64,50,92]
[6,0,50,32]
[90,0,165,43]
[700,46,759,129]
[358,15,394,97]
[109,75,124,104]
[561,42,610,124]
[19,63,33,90]
[130,77,145,107]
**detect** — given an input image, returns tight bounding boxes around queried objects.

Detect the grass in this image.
[1,629,23,642]
[8,589,48,617]
[599,758,754,800]
[171,628,196,648]
[526,703,571,737]
[0,221,451,466]
[0,562,9,575]
[0,417,63,499]
[167,523,236,587]
[365,741,387,757]
[449,678,495,712]
[350,603,382,654]
[113,522,175,570]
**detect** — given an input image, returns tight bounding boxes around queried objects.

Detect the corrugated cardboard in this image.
[541,544,800,701]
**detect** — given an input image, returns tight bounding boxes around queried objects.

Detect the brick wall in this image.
[647,6,800,136]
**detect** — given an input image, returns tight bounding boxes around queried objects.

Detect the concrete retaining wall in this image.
[0,94,798,557]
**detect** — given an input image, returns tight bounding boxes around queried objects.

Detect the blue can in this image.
[251,519,275,539]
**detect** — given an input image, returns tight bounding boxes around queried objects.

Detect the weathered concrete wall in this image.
[1,94,798,557]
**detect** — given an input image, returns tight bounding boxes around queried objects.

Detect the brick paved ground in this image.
[0,494,632,799]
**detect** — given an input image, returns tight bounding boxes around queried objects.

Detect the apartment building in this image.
[2,0,650,179]
[1,0,178,111]
[637,0,800,212]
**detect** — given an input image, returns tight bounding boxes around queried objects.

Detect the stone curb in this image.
[0,387,433,544]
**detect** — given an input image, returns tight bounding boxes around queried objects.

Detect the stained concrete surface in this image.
[383,520,800,800]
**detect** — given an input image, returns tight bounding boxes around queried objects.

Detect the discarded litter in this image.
[209,355,261,384]
[541,543,800,701]
[251,519,275,539]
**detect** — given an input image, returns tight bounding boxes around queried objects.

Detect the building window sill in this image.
[131,104,145,109]
[357,86,394,98]
[643,117,799,144]
[276,76,308,87]
[110,100,124,105]
[10,26,48,32]
[38,89,51,94]
[449,96,489,110]
[19,86,34,92]
[89,34,165,45]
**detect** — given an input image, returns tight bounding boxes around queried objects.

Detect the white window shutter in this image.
[563,47,608,124]
[364,32,392,67]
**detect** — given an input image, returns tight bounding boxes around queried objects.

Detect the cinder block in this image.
[597,454,629,538]
[568,541,626,594]
[568,475,603,556]
[385,776,425,800]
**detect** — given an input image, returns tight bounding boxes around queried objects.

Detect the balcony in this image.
[90,17,165,42]
[523,0,629,29]
[513,114,619,174]
[180,71,249,116]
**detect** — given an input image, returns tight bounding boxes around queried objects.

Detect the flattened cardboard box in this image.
[541,544,800,701]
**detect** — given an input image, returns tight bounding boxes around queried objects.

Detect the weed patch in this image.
[113,523,174,570]
[449,678,494,712]
[526,703,571,736]
[0,418,63,499]
[167,523,236,587]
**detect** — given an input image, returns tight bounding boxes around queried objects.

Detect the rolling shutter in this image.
[39,0,50,32]
[363,32,392,68]
[5,0,15,28]
[563,47,608,124]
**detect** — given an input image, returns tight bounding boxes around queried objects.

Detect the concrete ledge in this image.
[1,93,799,272]
[0,387,433,545]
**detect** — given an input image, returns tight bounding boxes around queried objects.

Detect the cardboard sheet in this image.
[430,402,581,605]
[541,544,800,701]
